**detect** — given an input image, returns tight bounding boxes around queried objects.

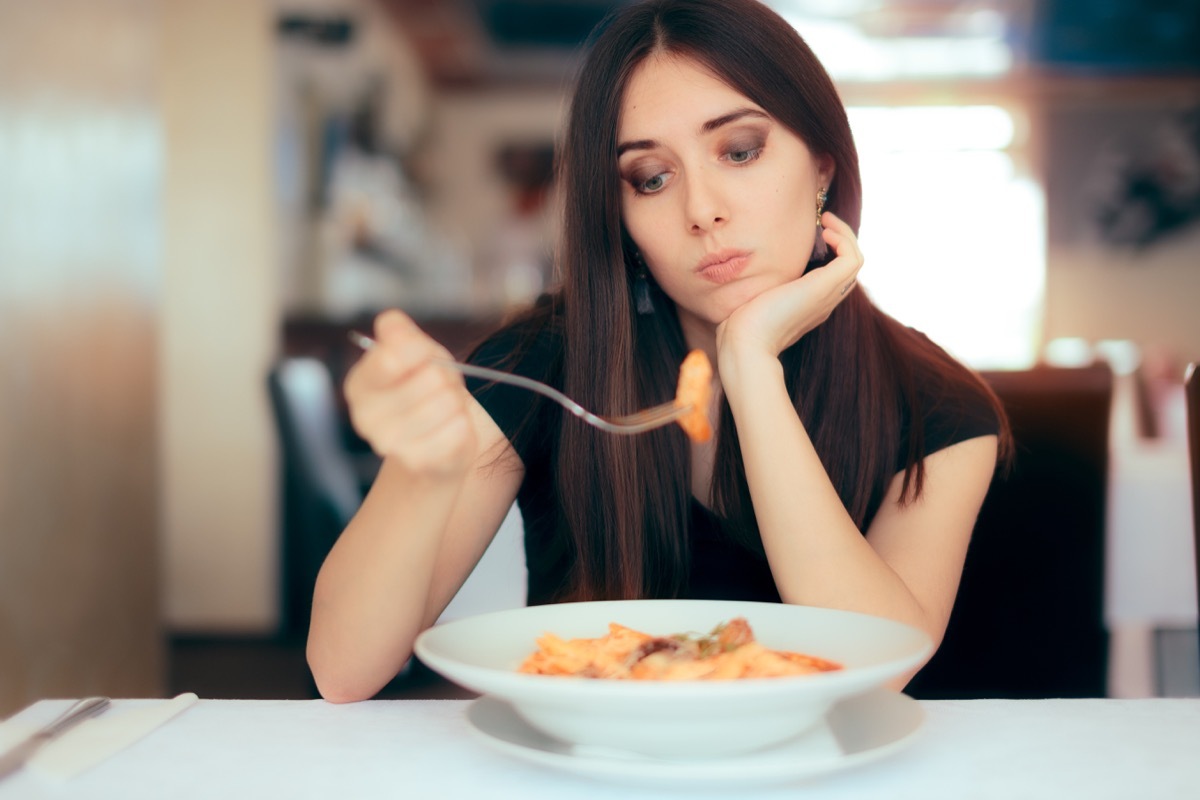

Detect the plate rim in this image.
[415,599,933,700]
[464,687,925,788]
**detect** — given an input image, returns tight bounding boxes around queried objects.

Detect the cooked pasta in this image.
[674,349,713,443]
[517,617,841,680]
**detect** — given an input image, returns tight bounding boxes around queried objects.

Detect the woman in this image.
[307,0,1011,703]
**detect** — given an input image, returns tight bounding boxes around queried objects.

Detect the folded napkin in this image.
[0,692,198,781]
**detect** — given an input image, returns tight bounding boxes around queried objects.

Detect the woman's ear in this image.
[816,154,836,191]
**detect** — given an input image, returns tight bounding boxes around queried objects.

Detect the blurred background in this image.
[1,0,1198,713]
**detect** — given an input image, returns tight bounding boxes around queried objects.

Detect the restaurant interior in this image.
[1,0,1199,717]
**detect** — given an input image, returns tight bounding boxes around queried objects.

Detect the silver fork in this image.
[348,331,689,435]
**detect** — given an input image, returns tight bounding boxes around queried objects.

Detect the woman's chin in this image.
[710,284,773,322]
[670,280,773,331]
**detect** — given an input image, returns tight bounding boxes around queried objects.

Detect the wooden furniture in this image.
[0,2,164,717]
[907,363,1114,699]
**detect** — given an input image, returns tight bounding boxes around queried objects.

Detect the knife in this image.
[0,697,110,780]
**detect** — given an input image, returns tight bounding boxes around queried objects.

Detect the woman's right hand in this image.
[344,310,477,479]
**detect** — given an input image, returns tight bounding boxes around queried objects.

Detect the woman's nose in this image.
[683,171,728,233]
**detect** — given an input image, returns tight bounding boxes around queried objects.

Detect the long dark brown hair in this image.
[483,0,1010,602]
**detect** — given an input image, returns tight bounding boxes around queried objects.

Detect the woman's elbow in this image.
[306,641,393,704]
[315,681,374,705]
[308,661,383,704]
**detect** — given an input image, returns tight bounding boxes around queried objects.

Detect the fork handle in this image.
[347,331,591,420]
[433,359,592,420]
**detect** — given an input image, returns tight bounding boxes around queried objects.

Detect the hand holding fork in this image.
[344,312,710,477]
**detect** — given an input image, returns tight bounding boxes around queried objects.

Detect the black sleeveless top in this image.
[465,320,999,606]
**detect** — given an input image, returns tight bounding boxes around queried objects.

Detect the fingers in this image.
[345,310,476,476]
[371,388,474,475]
[757,212,863,341]
[356,310,451,384]
[818,211,864,297]
[714,211,869,364]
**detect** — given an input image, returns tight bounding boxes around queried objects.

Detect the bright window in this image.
[848,105,1044,369]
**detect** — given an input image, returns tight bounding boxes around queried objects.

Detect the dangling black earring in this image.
[633,253,654,315]
[811,188,829,262]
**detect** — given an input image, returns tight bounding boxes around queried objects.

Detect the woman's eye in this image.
[635,173,667,194]
[727,147,762,164]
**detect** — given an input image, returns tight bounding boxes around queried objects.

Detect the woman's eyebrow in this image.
[617,138,656,157]
[617,107,769,157]
[700,107,768,134]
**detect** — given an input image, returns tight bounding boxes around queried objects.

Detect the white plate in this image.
[416,599,931,759]
[466,687,924,789]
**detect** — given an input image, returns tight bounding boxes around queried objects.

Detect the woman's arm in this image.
[306,311,524,703]
[715,214,998,686]
[722,347,996,663]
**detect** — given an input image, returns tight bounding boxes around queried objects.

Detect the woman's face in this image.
[617,54,833,335]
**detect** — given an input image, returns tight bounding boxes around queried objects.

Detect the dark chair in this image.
[906,363,1114,699]
[268,357,374,640]
[1185,362,1200,663]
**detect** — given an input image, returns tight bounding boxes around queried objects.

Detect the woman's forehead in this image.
[618,54,756,137]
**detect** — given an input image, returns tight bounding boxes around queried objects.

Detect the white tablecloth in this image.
[1,697,1197,799]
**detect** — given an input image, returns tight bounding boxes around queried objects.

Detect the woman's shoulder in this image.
[464,294,564,454]
[468,293,564,380]
[901,327,1003,456]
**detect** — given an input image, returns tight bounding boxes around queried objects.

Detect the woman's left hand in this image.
[716,211,864,362]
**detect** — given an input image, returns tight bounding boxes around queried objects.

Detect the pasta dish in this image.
[518,617,841,680]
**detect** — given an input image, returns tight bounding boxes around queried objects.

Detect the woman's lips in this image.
[696,251,750,284]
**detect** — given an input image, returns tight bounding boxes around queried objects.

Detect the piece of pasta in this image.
[674,349,713,443]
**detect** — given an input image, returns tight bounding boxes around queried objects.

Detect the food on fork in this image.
[674,349,713,443]
[517,617,841,680]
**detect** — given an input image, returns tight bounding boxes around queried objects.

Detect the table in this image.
[2,697,1197,799]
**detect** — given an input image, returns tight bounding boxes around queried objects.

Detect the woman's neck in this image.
[677,307,719,377]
